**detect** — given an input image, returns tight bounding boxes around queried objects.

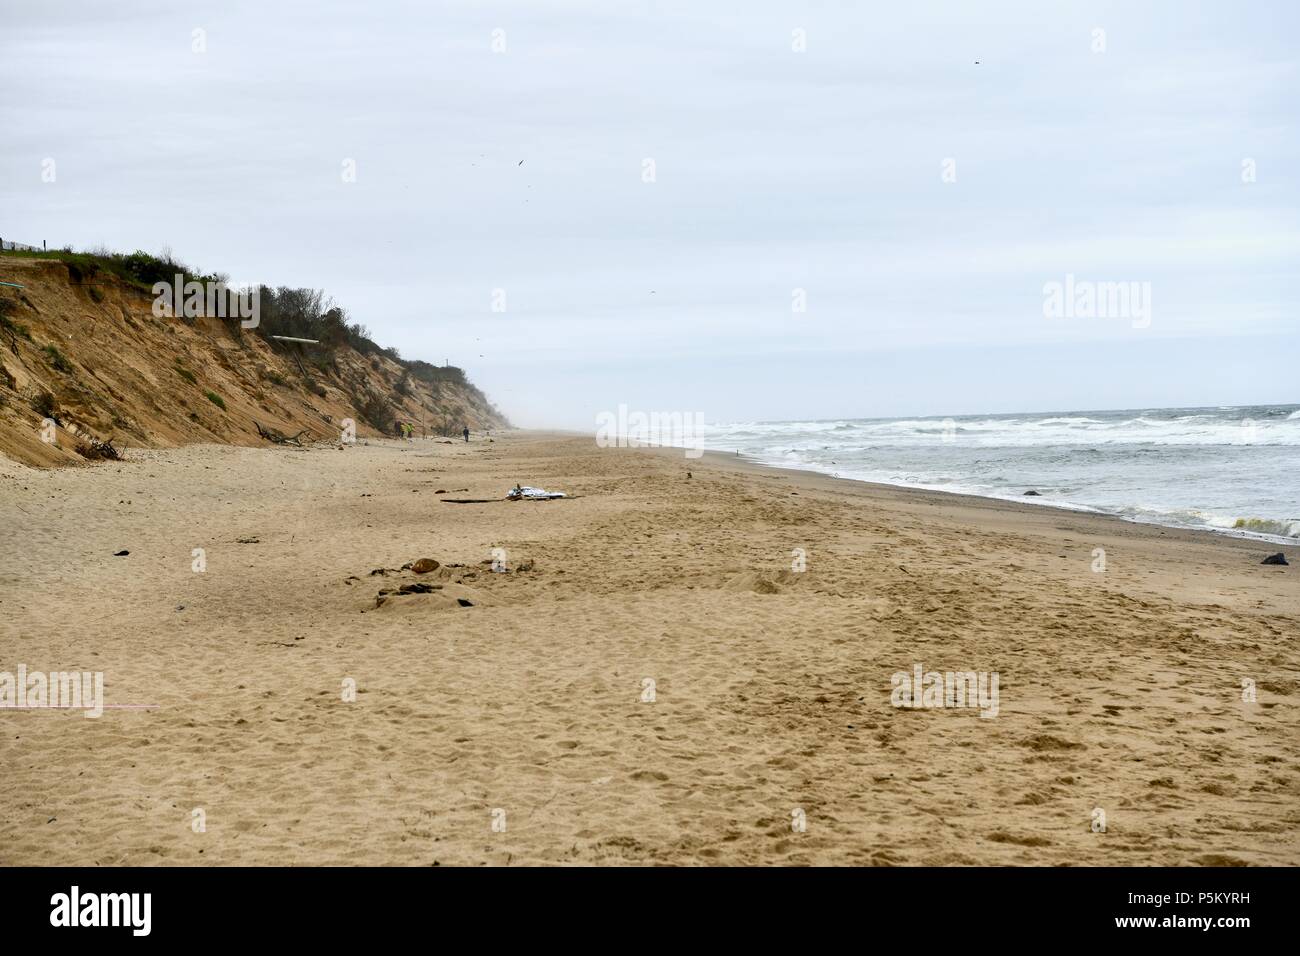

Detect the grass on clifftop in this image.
[1,245,219,292]
[1,244,508,429]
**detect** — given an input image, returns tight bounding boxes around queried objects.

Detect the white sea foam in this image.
[704,405,1300,543]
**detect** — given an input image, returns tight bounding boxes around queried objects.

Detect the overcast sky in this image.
[2,1,1296,428]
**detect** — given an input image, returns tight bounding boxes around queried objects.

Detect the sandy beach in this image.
[1,432,1295,866]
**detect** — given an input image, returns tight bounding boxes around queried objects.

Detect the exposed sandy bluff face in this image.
[0,256,505,468]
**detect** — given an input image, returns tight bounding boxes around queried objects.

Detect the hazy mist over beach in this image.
[2,0,1296,428]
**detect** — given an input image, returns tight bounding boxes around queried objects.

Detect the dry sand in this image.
[1,432,1296,865]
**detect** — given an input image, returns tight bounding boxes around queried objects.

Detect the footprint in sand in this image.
[986,831,1052,847]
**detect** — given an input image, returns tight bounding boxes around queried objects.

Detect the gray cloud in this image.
[2,0,1296,427]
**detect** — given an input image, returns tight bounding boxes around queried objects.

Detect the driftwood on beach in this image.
[253,420,307,446]
[77,435,124,461]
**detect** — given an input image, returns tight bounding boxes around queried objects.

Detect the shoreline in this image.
[2,430,1296,865]
[699,446,1295,554]
[593,437,1300,552]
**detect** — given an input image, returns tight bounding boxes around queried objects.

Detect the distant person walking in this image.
[462,426,470,443]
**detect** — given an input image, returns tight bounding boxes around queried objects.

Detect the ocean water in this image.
[703,405,1300,544]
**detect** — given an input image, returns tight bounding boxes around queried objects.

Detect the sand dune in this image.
[1,433,1295,865]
